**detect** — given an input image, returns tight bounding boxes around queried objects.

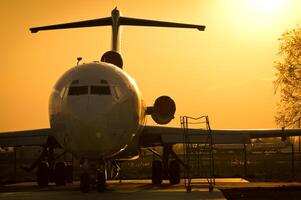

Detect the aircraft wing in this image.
[0,128,51,147]
[139,126,301,147]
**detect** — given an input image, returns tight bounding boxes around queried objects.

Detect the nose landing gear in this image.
[79,159,107,193]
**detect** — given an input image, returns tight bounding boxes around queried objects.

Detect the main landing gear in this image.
[152,160,181,185]
[23,137,73,187]
[151,145,181,185]
[36,162,49,186]
[36,161,72,187]
[35,153,73,187]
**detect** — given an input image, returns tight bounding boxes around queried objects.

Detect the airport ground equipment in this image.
[181,116,215,192]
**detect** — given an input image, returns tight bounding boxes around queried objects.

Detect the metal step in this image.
[181,115,215,193]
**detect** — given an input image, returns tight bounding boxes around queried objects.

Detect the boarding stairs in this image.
[180,115,215,192]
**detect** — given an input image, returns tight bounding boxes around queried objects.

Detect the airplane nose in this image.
[64,97,90,120]
[64,95,114,121]
[88,96,113,115]
[61,95,127,157]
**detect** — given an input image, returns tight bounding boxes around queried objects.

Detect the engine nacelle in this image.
[147,96,176,125]
[101,51,123,68]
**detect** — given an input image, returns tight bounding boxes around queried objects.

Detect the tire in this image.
[65,164,73,183]
[152,160,163,185]
[96,171,106,192]
[54,162,66,186]
[209,185,213,192]
[37,162,49,187]
[169,160,180,184]
[186,185,192,192]
[80,173,90,193]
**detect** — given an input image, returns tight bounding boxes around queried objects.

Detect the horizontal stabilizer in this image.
[30,16,205,33]
[120,17,205,31]
[30,17,112,33]
[29,8,206,52]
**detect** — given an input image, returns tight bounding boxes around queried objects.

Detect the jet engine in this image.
[147,96,176,124]
[101,51,123,68]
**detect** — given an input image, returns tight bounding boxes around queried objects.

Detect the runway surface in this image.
[1,179,301,200]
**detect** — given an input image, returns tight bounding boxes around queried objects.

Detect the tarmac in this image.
[1,178,301,200]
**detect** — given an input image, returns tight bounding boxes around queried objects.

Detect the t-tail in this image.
[30,7,206,68]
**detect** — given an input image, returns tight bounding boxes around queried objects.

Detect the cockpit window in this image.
[90,85,111,95]
[68,86,88,96]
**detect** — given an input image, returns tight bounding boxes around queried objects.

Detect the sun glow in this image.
[218,0,292,38]
[247,0,286,14]
[242,0,290,28]
[1,0,301,131]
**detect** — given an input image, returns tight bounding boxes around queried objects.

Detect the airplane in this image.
[1,8,301,193]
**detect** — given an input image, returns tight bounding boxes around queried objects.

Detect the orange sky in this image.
[0,0,301,131]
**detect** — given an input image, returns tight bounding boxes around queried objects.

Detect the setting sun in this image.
[247,0,285,13]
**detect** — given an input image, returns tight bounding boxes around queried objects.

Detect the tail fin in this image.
[30,8,205,52]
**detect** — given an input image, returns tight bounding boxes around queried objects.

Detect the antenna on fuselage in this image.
[77,57,82,65]
[30,8,206,68]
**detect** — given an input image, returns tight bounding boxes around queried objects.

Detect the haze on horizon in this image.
[0,0,301,131]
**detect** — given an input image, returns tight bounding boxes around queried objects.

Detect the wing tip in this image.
[30,28,38,33]
[197,26,206,31]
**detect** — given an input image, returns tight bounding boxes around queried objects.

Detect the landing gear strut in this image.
[24,137,73,187]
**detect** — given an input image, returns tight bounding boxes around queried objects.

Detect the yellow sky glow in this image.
[0,0,301,131]
[248,0,284,12]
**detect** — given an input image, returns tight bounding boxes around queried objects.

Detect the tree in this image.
[275,27,301,128]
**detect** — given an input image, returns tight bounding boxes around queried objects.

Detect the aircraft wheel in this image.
[186,185,192,192]
[65,164,73,183]
[152,160,163,185]
[54,162,66,186]
[169,160,180,184]
[209,185,214,192]
[80,173,90,193]
[37,162,49,187]
[96,171,106,192]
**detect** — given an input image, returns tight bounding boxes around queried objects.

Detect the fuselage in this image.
[49,62,146,159]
